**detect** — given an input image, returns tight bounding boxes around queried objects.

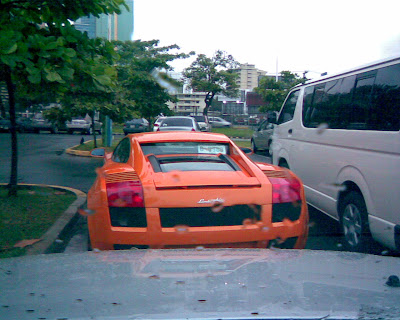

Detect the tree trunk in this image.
[5,66,18,196]
[203,91,215,116]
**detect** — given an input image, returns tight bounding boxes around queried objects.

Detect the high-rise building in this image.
[236,63,267,90]
[74,0,134,41]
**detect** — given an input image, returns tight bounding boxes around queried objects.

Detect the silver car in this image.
[209,116,232,128]
[157,116,200,131]
[251,119,274,155]
[66,117,102,134]
[191,115,211,132]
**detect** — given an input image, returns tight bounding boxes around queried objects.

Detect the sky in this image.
[133,0,400,79]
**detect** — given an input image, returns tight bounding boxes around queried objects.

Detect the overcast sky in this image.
[133,0,400,78]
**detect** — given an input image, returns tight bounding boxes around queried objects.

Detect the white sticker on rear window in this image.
[198,145,227,154]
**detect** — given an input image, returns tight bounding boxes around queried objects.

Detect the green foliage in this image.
[0,0,127,194]
[183,50,240,115]
[255,71,305,112]
[111,40,191,123]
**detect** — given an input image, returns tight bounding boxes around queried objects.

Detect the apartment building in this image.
[236,63,268,90]
[167,92,207,116]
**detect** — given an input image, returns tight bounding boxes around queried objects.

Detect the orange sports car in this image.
[85,131,308,250]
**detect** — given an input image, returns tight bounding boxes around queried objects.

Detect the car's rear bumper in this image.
[88,205,308,250]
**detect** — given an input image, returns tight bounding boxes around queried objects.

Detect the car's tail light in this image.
[269,177,301,203]
[156,126,160,131]
[106,181,144,207]
[269,176,302,222]
[191,128,196,131]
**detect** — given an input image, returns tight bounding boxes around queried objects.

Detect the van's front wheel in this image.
[339,191,372,252]
[251,139,258,153]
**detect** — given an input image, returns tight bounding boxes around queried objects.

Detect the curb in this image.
[0,183,87,255]
[65,139,92,157]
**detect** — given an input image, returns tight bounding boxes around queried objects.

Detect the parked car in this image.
[251,119,274,155]
[152,116,166,131]
[157,116,200,131]
[31,113,59,133]
[209,116,232,128]
[191,115,211,131]
[66,117,102,134]
[0,117,11,132]
[85,131,309,250]
[123,118,149,135]
[16,116,35,133]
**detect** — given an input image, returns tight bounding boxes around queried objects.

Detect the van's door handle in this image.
[288,129,293,134]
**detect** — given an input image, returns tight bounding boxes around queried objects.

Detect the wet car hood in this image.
[1,249,400,320]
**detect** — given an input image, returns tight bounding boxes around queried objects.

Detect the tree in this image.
[47,40,191,136]
[0,0,127,196]
[113,40,191,127]
[254,71,305,113]
[183,50,239,116]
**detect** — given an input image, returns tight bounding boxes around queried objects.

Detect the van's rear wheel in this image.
[339,191,372,252]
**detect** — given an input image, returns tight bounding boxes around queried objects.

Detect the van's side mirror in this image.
[268,113,277,124]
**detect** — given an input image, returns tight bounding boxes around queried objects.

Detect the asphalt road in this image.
[0,133,103,192]
[0,133,392,255]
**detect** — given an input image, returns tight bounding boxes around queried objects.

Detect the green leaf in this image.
[58,67,74,79]
[66,35,78,43]
[45,71,63,82]
[1,55,17,68]
[1,43,18,55]
[28,72,42,84]
[26,66,40,75]
[45,41,58,50]
[63,48,76,58]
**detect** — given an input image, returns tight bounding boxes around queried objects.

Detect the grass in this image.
[211,127,254,139]
[0,186,76,259]
[232,140,251,148]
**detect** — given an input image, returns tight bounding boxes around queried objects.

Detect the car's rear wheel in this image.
[339,191,372,252]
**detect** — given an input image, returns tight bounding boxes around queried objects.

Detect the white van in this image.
[271,56,400,252]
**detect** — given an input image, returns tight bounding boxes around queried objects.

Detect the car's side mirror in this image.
[90,148,105,158]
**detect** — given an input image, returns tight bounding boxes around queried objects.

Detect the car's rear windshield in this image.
[141,142,229,155]
[156,155,235,172]
[128,119,145,124]
[161,118,193,127]
[192,116,206,122]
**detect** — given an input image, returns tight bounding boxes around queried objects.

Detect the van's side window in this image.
[277,90,299,124]
[370,64,400,131]
[303,80,343,128]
